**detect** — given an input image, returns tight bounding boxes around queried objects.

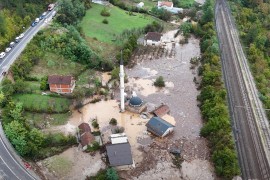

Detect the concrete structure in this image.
[78,123,95,151]
[110,133,128,144]
[119,52,125,112]
[137,2,144,8]
[144,32,163,46]
[48,75,75,94]
[146,116,174,137]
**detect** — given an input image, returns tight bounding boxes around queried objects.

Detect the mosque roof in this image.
[129,96,143,107]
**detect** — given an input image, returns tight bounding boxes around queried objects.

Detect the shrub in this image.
[100,8,110,16]
[109,118,117,125]
[92,120,99,129]
[154,76,165,87]
[102,19,108,24]
[86,141,100,152]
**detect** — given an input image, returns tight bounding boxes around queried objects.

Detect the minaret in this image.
[119,51,125,112]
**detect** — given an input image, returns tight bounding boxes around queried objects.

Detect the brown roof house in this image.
[48,75,75,94]
[151,104,170,117]
[157,1,173,8]
[78,123,95,151]
[144,32,163,46]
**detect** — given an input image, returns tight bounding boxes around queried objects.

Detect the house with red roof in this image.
[48,75,75,94]
[78,123,95,151]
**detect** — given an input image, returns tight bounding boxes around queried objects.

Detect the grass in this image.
[25,112,70,126]
[25,81,41,94]
[118,0,156,9]
[47,156,73,177]
[29,52,86,79]
[179,0,195,8]
[13,94,71,113]
[76,69,96,86]
[81,4,155,44]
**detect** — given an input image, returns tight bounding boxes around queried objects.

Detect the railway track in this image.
[215,0,270,179]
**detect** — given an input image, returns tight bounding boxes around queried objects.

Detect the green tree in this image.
[9,102,24,122]
[180,22,192,37]
[111,67,120,80]
[5,121,29,156]
[154,76,165,87]
[106,168,119,180]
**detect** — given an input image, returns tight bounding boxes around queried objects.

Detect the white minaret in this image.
[119,51,125,112]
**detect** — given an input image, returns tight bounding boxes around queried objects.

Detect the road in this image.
[215,0,270,179]
[0,10,56,180]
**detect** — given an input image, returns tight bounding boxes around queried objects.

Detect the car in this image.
[9,42,15,48]
[31,22,37,27]
[5,47,11,53]
[15,37,20,43]
[18,33,24,39]
[35,18,40,23]
[0,52,6,59]
[39,12,47,20]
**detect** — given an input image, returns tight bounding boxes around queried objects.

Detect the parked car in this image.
[40,12,47,20]
[5,47,11,53]
[0,52,6,59]
[15,37,20,43]
[9,42,15,48]
[35,18,40,23]
[31,21,37,27]
[19,33,24,39]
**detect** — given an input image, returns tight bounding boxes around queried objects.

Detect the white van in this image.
[5,47,11,53]
[35,18,40,23]
[0,52,6,59]
[10,42,15,48]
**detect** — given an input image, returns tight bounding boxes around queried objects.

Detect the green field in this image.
[13,94,71,113]
[81,4,155,44]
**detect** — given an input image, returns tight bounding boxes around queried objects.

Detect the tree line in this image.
[194,0,240,178]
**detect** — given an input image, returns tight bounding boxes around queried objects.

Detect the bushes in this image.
[87,168,119,180]
[116,35,138,65]
[154,76,165,87]
[101,8,110,17]
[102,19,109,24]
[109,118,117,125]
[92,120,99,129]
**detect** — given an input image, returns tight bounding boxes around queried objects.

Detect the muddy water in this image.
[126,34,202,140]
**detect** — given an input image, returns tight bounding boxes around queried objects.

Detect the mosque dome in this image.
[129,96,143,107]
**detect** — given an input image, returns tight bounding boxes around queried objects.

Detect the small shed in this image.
[146,116,174,137]
[110,133,128,144]
[106,143,134,170]
[144,32,163,46]
[151,104,170,117]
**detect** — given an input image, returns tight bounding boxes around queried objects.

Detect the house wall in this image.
[114,160,135,170]
[145,40,160,46]
[162,127,174,137]
[49,80,75,94]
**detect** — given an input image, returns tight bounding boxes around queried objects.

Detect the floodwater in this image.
[126,31,202,140]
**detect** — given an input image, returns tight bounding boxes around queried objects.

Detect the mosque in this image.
[119,55,147,114]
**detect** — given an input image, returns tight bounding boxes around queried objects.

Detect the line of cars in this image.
[31,3,55,27]
[0,33,25,60]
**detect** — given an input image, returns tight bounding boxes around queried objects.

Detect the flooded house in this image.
[151,104,170,117]
[146,116,174,137]
[78,123,95,151]
[144,32,163,46]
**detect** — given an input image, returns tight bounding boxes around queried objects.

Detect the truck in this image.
[48,4,55,11]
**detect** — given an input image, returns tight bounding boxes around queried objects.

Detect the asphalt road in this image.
[215,0,270,179]
[0,9,56,180]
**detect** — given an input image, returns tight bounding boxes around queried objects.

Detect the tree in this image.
[1,79,14,96]
[4,121,29,156]
[40,76,49,91]
[9,102,24,122]
[28,128,45,156]
[180,22,192,37]
[0,91,5,104]
[106,168,119,180]
[111,67,120,80]
[154,76,165,87]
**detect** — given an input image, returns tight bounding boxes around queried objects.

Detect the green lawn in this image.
[179,0,195,8]
[13,94,71,113]
[25,81,41,94]
[25,112,71,126]
[81,4,155,44]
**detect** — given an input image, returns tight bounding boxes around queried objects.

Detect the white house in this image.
[157,1,183,14]
[137,2,144,8]
[144,32,163,46]
[145,116,174,137]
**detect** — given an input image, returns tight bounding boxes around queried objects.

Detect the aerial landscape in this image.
[0,0,269,180]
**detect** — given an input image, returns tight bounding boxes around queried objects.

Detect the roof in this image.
[151,104,170,117]
[78,123,91,135]
[48,75,73,85]
[110,133,128,144]
[146,116,174,137]
[159,1,173,7]
[80,132,95,147]
[145,32,162,42]
[129,96,143,107]
[106,143,133,166]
